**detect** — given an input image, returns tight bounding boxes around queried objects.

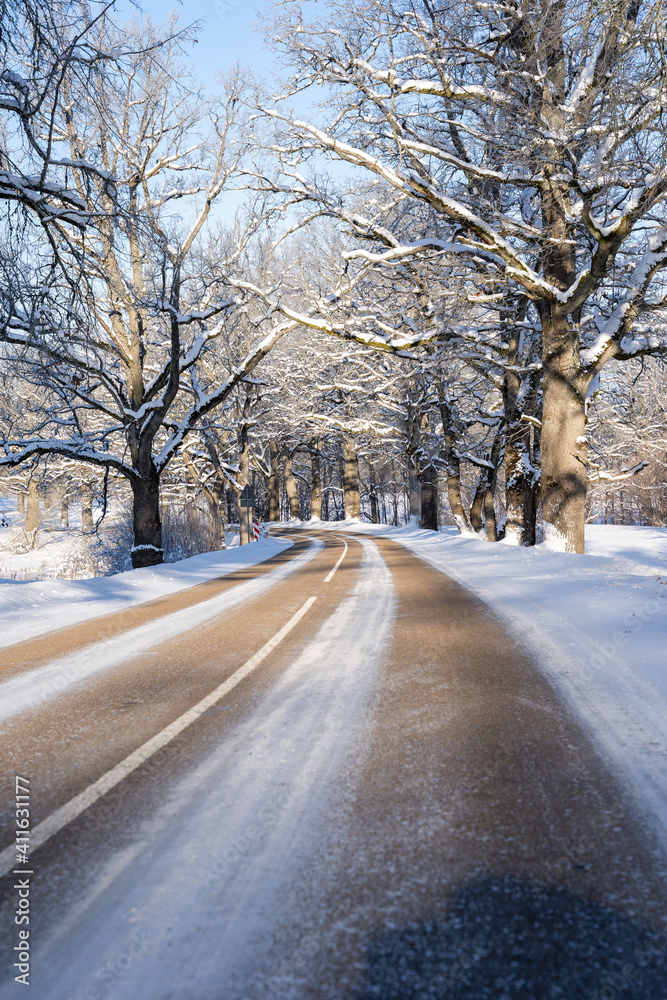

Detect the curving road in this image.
[0,529,666,999]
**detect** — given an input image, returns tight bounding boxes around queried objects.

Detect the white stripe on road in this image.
[323,536,349,583]
[0,596,318,878]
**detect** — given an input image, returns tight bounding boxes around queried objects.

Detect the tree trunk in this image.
[309,438,323,520]
[408,467,421,526]
[25,479,40,537]
[541,309,587,552]
[437,384,471,534]
[204,480,226,549]
[343,435,360,519]
[130,468,163,567]
[369,481,379,523]
[17,492,25,516]
[469,475,486,535]
[503,326,539,546]
[420,464,438,531]
[282,446,301,520]
[81,479,94,533]
[268,439,281,521]
[469,429,503,540]
[61,498,69,528]
[238,423,252,543]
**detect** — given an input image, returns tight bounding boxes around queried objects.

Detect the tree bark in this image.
[408,468,421,526]
[369,479,379,523]
[268,439,281,521]
[61,497,69,528]
[130,468,163,568]
[282,446,301,520]
[469,475,486,535]
[420,464,438,531]
[238,422,252,544]
[343,435,360,519]
[25,479,40,536]
[540,308,588,552]
[504,324,539,546]
[204,480,226,549]
[17,492,25,516]
[81,479,94,533]
[309,438,323,520]
[437,384,471,534]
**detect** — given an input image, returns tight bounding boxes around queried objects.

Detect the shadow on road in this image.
[349,875,667,1000]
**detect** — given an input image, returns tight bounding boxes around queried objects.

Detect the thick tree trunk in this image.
[343,435,360,519]
[17,492,25,516]
[483,483,497,542]
[420,464,438,531]
[25,479,40,537]
[469,475,486,534]
[131,468,163,567]
[81,479,94,533]
[61,497,69,528]
[437,385,471,534]
[282,446,301,520]
[268,439,281,521]
[309,439,322,520]
[541,309,587,552]
[469,430,503,540]
[204,480,226,549]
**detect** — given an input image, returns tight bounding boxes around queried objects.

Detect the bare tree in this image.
[0,20,295,566]
[251,0,667,551]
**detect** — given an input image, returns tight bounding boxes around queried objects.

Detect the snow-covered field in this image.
[307,519,667,843]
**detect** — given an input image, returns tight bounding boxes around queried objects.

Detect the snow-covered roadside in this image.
[0,537,290,649]
[0,539,322,723]
[302,519,667,841]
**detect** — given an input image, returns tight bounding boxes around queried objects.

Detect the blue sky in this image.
[112,0,284,89]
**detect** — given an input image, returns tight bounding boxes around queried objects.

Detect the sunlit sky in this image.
[112,0,287,90]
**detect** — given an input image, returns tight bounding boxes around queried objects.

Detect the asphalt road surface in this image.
[0,530,666,1000]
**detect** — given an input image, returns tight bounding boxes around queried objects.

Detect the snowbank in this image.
[0,537,292,649]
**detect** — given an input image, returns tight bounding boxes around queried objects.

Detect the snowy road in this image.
[1,531,666,999]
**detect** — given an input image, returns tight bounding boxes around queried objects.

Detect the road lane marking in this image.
[0,596,318,878]
[323,537,349,583]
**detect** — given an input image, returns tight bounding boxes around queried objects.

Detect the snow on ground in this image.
[0,532,290,650]
[303,519,667,842]
[0,494,96,582]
